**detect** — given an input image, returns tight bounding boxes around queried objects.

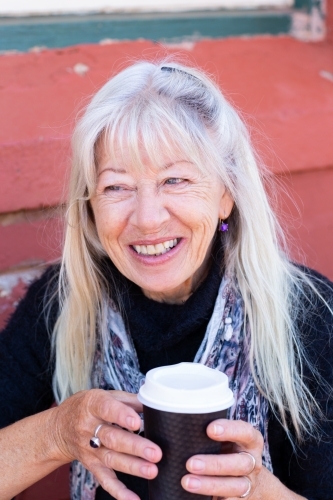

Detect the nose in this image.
[131,185,170,234]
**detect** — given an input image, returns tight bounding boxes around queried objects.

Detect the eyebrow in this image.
[98,166,127,177]
[98,160,191,177]
[163,160,191,169]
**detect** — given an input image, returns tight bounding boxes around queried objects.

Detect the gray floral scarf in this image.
[70,274,273,499]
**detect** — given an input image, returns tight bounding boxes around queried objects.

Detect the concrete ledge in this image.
[0,210,62,271]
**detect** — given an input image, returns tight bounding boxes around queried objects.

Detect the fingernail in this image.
[144,447,156,461]
[189,458,205,472]
[126,416,135,429]
[140,465,154,478]
[213,423,224,436]
[185,477,201,490]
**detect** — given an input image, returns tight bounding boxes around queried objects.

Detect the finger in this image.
[181,474,251,498]
[99,447,158,479]
[110,391,143,413]
[90,463,140,500]
[186,451,257,477]
[207,419,263,455]
[98,425,162,463]
[89,390,142,431]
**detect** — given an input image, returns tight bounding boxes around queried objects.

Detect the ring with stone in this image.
[239,476,252,498]
[89,424,103,449]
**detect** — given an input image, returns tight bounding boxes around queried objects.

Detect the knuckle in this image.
[240,476,251,493]
[100,478,117,498]
[98,475,110,490]
[104,451,115,469]
[212,457,224,476]
[241,454,254,475]
[245,455,254,473]
[98,397,115,420]
[128,458,138,476]
[105,426,119,450]
[84,389,100,411]
[244,425,256,444]
[130,437,141,457]
[256,431,264,448]
[238,423,258,447]
[210,479,222,496]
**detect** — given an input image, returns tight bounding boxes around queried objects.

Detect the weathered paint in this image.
[328,0,333,41]
[0,11,292,52]
[0,0,293,16]
[0,36,333,213]
[0,267,44,328]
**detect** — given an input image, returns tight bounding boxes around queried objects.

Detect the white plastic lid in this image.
[138,362,234,414]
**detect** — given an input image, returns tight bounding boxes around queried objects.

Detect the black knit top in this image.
[0,261,333,500]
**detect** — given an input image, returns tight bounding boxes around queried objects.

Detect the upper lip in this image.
[129,237,180,246]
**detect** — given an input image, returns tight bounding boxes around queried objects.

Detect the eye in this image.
[165,178,185,185]
[104,185,124,192]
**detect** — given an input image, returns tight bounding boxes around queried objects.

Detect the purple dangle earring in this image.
[219,218,229,232]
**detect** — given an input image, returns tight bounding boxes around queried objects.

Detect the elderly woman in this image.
[0,61,332,500]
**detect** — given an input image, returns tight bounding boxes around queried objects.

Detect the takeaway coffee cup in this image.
[138,362,234,500]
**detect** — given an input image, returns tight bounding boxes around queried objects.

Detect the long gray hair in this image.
[52,60,330,441]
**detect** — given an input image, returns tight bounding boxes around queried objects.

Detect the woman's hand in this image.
[50,389,162,500]
[181,419,306,500]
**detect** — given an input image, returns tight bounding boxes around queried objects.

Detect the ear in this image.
[219,188,234,219]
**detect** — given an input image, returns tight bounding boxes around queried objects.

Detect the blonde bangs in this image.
[96,92,222,185]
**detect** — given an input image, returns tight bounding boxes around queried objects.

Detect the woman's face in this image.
[90,146,233,303]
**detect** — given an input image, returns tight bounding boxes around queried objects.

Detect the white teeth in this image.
[133,239,179,256]
[155,243,165,254]
[147,245,156,255]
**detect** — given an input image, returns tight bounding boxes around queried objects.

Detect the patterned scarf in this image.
[70,273,273,500]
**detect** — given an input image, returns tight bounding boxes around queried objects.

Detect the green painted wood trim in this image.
[294,0,324,13]
[294,0,311,10]
[0,10,291,52]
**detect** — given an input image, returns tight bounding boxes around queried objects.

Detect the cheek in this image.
[175,193,220,235]
[92,203,123,250]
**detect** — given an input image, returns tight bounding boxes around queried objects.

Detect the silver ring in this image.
[239,476,252,498]
[238,451,256,474]
[89,424,103,449]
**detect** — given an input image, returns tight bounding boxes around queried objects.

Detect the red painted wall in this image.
[1,35,332,281]
[2,2,333,498]
[0,37,333,214]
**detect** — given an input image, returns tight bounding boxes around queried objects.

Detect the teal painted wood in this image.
[0,11,291,52]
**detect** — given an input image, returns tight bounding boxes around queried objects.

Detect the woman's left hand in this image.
[181,418,262,498]
[181,418,269,499]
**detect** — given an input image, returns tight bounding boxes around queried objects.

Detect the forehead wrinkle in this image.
[163,160,193,169]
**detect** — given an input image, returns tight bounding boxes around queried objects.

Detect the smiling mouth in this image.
[132,238,180,256]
